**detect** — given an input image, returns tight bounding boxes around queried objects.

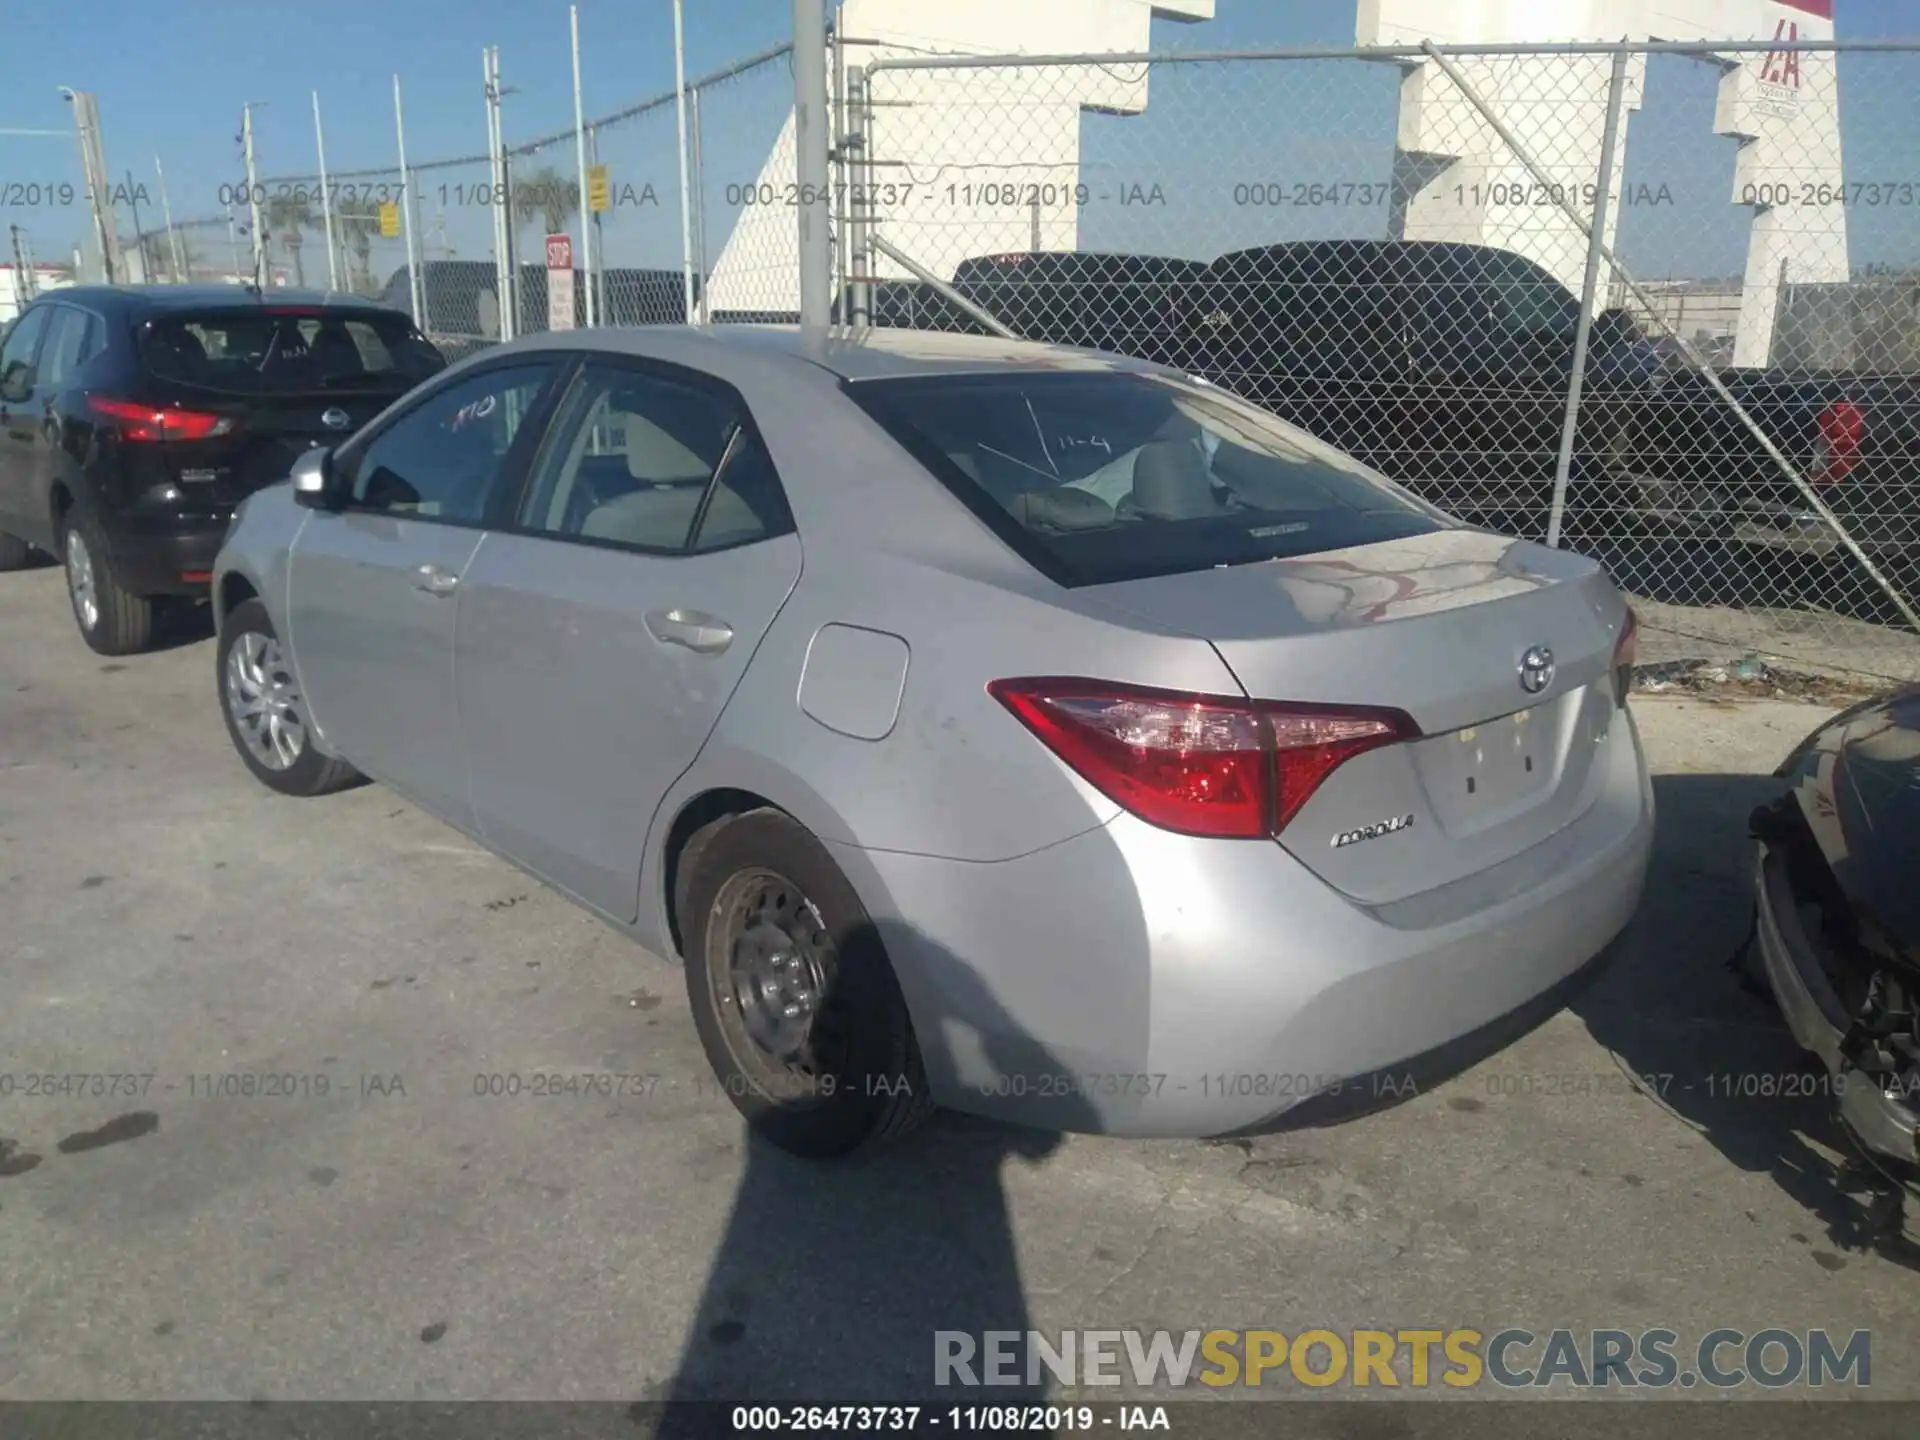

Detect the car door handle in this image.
[411,563,460,597]
[644,608,733,654]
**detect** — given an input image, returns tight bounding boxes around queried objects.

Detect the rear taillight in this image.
[1813,400,1865,484]
[1612,607,1639,707]
[87,395,235,443]
[988,678,1418,839]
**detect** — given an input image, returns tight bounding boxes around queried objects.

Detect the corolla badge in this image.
[1332,814,1414,848]
[321,407,351,431]
[1519,644,1556,694]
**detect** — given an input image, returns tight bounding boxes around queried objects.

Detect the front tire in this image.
[216,597,361,797]
[63,513,152,655]
[682,809,931,1159]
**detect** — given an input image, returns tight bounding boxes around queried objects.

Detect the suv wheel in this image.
[681,809,931,1159]
[63,513,152,655]
[216,598,361,797]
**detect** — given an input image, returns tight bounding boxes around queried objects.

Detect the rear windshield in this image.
[849,371,1446,586]
[139,308,444,395]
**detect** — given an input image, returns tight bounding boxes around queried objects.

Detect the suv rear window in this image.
[849,371,1446,586]
[139,308,444,395]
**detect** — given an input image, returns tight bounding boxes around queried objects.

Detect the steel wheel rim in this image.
[66,531,98,631]
[225,630,307,771]
[717,869,835,1070]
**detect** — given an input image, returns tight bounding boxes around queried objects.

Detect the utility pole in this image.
[570,5,596,326]
[123,169,148,281]
[313,91,340,292]
[10,226,38,302]
[394,75,425,326]
[483,46,516,340]
[673,0,696,325]
[242,103,266,289]
[57,88,121,283]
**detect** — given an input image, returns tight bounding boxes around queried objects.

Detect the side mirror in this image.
[290,445,338,509]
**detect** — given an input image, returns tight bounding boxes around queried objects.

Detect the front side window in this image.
[518,363,791,553]
[346,363,553,523]
[850,370,1445,586]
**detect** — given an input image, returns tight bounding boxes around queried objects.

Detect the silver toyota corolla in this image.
[211,325,1653,1158]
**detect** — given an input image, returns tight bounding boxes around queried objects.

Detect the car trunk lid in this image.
[1087,528,1628,905]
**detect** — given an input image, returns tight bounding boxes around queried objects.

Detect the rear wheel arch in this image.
[216,571,259,632]
[48,481,73,537]
[662,789,787,963]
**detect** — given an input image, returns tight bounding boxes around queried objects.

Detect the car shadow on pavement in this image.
[1572,770,1919,1270]
[149,597,218,653]
[648,922,1100,1421]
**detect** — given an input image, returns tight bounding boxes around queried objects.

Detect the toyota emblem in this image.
[1518,644,1556,695]
[321,407,351,431]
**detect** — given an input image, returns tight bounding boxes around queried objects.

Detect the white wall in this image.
[705,0,1214,313]
[1358,0,1846,365]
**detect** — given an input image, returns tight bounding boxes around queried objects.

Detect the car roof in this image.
[491,323,1164,382]
[1208,239,1561,282]
[49,284,409,316]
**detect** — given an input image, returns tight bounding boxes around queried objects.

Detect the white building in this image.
[706,0,1215,314]
[2,265,75,324]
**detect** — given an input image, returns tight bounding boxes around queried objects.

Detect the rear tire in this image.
[216,598,362,797]
[0,531,33,571]
[682,809,931,1159]
[62,512,152,655]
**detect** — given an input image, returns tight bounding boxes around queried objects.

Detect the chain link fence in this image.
[851,40,1920,680]
[25,27,1919,681]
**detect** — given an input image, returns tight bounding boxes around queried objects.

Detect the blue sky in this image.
[5,0,1917,283]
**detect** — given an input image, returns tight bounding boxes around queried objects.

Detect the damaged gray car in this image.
[1749,686,1920,1231]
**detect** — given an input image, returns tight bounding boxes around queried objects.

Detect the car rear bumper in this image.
[841,708,1654,1137]
[1752,840,1920,1170]
[103,511,230,596]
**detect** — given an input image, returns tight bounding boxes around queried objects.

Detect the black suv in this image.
[0,286,444,653]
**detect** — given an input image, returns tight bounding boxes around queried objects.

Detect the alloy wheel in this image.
[66,531,98,632]
[225,630,308,771]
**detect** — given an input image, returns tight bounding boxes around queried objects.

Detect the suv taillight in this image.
[87,395,235,443]
[1612,607,1639,707]
[988,678,1418,839]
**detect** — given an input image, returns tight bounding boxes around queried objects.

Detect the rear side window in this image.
[517,362,793,554]
[138,308,444,395]
[37,307,101,391]
[849,371,1445,587]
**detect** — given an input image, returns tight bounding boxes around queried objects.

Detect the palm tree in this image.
[333,209,383,297]
[265,193,316,288]
[512,162,580,253]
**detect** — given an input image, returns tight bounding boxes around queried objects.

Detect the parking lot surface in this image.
[2,564,1918,1403]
